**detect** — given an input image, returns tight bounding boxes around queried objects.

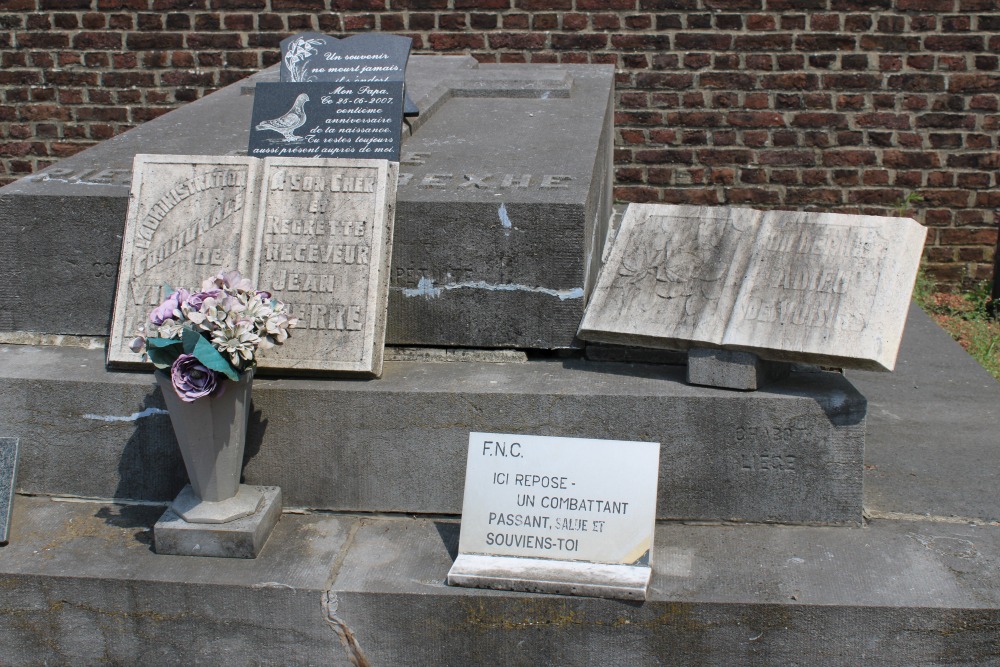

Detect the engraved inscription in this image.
[579,204,926,370]
[739,453,797,473]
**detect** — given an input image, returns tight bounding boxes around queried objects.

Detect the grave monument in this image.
[0,53,995,665]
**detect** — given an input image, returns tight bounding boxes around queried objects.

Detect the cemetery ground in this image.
[915,276,1000,382]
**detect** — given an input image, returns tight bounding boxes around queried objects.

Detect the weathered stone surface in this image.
[6,498,1000,665]
[154,485,282,558]
[0,438,17,544]
[254,158,398,375]
[687,347,791,391]
[109,155,397,375]
[579,204,927,371]
[107,155,260,367]
[0,57,613,350]
[0,344,865,525]
[447,554,651,600]
[0,498,351,665]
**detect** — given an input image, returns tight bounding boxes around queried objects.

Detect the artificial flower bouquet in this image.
[130,270,297,402]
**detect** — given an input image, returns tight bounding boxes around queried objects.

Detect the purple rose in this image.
[150,289,191,325]
[185,289,222,312]
[170,354,222,402]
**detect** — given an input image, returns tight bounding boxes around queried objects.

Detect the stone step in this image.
[2,495,997,666]
[0,343,864,526]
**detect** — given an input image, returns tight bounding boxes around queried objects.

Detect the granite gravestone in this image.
[248,81,404,161]
[448,432,659,600]
[279,32,417,115]
[108,155,398,376]
[0,438,18,544]
[579,204,927,372]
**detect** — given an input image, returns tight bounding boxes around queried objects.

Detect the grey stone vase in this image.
[155,369,253,503]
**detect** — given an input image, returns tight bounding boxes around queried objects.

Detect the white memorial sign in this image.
[448,432,660,600]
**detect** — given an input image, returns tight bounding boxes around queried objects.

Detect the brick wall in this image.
[1,1,998,287]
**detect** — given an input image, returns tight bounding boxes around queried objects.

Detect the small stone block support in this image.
[687,347,791,391]
[154,485,282,558]
[448,553,651,601]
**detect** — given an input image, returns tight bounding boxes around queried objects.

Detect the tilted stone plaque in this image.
[0,438,19,544]
[279,31,417,115]
[108,155,260,368]
[253,157,398,375]
[448,432,660,600]
[109,155,398,376]
[249,81,404,161]
[579,204,927,371]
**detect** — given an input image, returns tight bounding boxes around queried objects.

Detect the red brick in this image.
[454,0,510,6]
[726,111,785,127]
[666,111,724,127]
[949,74,1000,93]
[732,34,792,51]
[925,35,984,52]
[822,149,880,168]
[611,34,671,50]
[696,148,752,165]
[551,34,607,50]
[699,72,755,89]
[790,112,847,129]
[485,32,544,49]
[728,188,781,204]
[762,73,818,91]
[675,33,733,51]
[635,148,693,163]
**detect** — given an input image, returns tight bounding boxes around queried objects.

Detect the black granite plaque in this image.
[279,32,418,116]
[0,438,19,544]
[249,81,404,161]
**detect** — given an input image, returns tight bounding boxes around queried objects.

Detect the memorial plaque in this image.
[109,155,398,376]
[108,155,260,367]
[579,204,927,371]
[448,432,660,600]
[249,81,404,161]
[0,438,19,544]
[253,157,398,375]
[279,32,417,115]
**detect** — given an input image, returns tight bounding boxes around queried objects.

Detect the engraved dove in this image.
[256,93,310,142]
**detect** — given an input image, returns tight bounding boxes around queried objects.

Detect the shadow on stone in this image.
[433,520,461,563]
[243,401,269,477]
[112,388,187,503]
[94,503,160,549]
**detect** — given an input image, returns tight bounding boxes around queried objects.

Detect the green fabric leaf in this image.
[181,327,239,381]
[144,337,182,369]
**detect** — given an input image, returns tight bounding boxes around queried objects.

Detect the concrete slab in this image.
[0,496,353,665]
[332,516,1000,666]
[849,303,1000,522]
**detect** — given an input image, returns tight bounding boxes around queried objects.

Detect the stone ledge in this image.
[0,344,865,525]
[2,497,998,666]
